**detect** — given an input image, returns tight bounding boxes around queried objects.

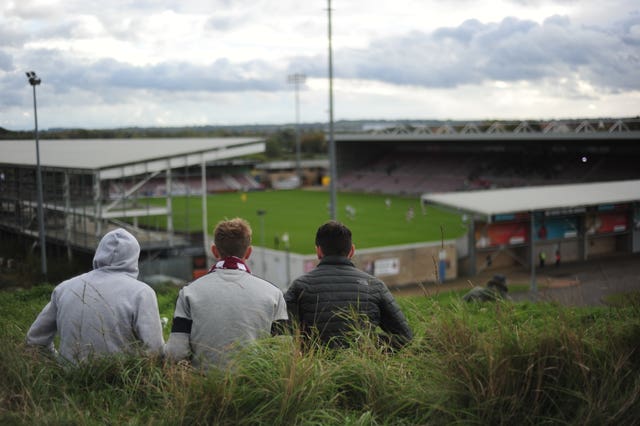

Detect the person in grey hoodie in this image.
[26,228,164,364]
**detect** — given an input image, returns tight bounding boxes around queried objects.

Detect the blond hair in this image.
[213,218,252,258]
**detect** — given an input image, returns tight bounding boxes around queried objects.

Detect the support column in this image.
[63,171,72,260]
[166,162,174,246]
[579,214,588,261]
[627,208,634,252]
[467,218,476,276]
[530,211,537,293]
[201,158,210,266]
[93,171,102,240]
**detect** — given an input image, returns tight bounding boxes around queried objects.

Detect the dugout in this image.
[421,180,640,291]
[0,137,265,281]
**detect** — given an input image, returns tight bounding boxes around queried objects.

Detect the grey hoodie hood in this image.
[92,228,140,278]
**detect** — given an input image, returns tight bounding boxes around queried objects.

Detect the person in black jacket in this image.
[462,274,510,302]
[284,221,413,349]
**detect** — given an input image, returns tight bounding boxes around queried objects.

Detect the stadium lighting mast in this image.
[327,0,337,220]
[287,73,306,184]
[257,209,267,276]
[26,71,48,279]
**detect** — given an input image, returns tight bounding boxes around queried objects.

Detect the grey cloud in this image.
[206,16,244,31]
[5,4,166,46]
[0,15,83,49]
[3,0,61,20]
[505,0,578,5]
[0,50,287,108]
[0,18,29,47]
[207,17,233,31]
[105,58,285,92]
[433,19,486,44]
[40,21,82,40]
[619,14,640,46]
[0,85,22,109]
[3,10,638,112]
[0,51,14,71]
[290,14,640,92]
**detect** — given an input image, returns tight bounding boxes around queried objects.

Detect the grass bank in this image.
[2,285,639,424]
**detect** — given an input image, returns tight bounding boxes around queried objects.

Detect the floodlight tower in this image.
[26,71,48,279]
[287,73,306,184]
[327,0,337,220]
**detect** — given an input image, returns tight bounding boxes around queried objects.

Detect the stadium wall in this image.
[462,223,634,275]
[139,256,192,285]
[248,240,458,290]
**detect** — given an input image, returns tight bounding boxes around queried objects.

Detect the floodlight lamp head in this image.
[26,71,41,86]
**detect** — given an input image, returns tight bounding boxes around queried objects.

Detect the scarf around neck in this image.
[209,256,251,273]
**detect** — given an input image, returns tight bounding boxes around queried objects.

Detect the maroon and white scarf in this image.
[209,256,251,273]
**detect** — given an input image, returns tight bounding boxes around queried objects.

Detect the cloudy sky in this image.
[1,0,639,130]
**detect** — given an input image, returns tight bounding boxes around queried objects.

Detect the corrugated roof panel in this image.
[422,180,640,218]
[0,138,263,170]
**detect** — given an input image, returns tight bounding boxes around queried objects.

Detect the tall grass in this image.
[2,286,639,425]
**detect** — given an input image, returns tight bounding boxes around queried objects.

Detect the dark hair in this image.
[315,220,352,256]
[214,218,252,258]
[487,274,507,292]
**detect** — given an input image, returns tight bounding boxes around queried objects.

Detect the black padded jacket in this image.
[284,255,413,349]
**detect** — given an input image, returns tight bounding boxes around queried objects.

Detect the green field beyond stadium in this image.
[138,190,465,254]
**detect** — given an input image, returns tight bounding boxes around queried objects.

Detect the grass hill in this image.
[1,284,638,424]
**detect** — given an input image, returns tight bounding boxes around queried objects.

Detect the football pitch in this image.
[141,190,465,254]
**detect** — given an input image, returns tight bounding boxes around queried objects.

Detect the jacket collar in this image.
[318,255,354,267]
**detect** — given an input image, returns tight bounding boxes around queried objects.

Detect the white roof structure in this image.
[422,179,640,221]
[0,137,264,179]
[0,137,266,253]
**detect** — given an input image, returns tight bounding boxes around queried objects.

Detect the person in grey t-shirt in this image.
[165,218,288,369]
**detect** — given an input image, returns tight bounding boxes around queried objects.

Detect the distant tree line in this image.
[264,129,326,159]
[0,125,263,140]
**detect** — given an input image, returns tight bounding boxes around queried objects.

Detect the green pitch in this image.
[139,190,465,254]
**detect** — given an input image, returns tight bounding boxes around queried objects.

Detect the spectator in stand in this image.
[165,218,288,369]
[284,221,413,350]
[26,228,164,364]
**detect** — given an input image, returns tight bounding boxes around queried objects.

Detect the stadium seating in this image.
[337,150,640,195]
[108,173,263,199]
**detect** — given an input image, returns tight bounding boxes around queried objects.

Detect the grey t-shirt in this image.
[165,268,288,369]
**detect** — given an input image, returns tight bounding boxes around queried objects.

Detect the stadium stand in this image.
[108,173,263,199]
[336,119,640,195]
